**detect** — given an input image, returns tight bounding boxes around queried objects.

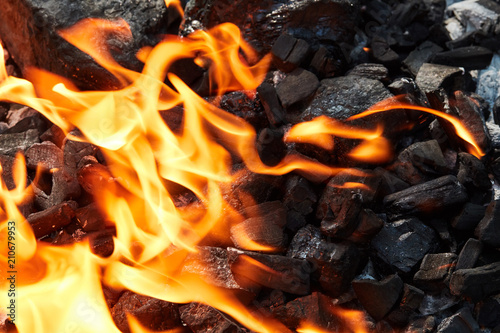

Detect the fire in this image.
[0,1,484,332]
[297,307,370,333]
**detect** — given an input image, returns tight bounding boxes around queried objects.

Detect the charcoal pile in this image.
[2,0,500,332]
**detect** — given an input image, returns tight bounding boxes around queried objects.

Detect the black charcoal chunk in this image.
[276,68,319,109]
[403,41,443,76]
[272,34,297,72]
[386,284,425,327]
[456,238,483,271]
[347,63,389,81]
[272,35,310,73]
[182,246,256,300]
[415,63,465,93]
[316,169,381,239]
[435,307,480,333]
[413,253,457,293]
[0,129,39,156]
[287,225,360,297]
[228,248,310,295]
[405,316,437,333]
[27,201,78,239]
[457,153,491,190]
[0,0,176,90]
[450,91,491,154]
[180,302,249,333]
[230,201,286,250]
[286,39,310,69]
[375,167,410,197]
[475,200,500,248]
[0,154,17,190]
[450,262,500,302]
[371,35,399,65]
[25,141,64,170]
[300,75,393,123]
[352,274,404,321]
[432,46,493,71]
[347,208,384,244]
[451,203,486,231]
[395,140,449,185]
[182,0,360,55]
[476,294,500,328]
[384,175,468,219]
[257,83,285,126]
[272,292,340,331]
[371,218,438,273]
[283,175,317,232]
[111,291,181,333]
[309,45,346,79]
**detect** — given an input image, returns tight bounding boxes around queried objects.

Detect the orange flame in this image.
[349,95,485,158]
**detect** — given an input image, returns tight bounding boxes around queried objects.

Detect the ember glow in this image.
[0,1,485,332]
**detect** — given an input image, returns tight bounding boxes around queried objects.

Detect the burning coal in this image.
[0,1,484,332]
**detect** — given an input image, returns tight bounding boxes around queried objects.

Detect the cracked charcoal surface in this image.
[371,218,439,273]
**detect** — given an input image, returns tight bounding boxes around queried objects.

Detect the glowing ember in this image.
[0,0,485,332]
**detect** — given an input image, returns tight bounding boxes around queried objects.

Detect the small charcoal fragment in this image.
[435,307,480,333]
[228,248,310,295]
[27,201,78,239]
[0,154,16,190]
[352,274,404,321]
[182,246,257,301]
[283,175,317,232]
[415,63,465,93]
[75,203,106,232]
[88,230,114,258]
[474,200,500,248]
[111,291,181,333]
[457,153,491,191]
[287,225,360,297]
[450,262,500,302]
[180,302,249,333]
[347,63,389,81]
[451,203,486,231]
[456,238,483,271]
[257,82,285,126]
[395,139,449,185]
[272,292,340,331]
[0,129,39,156]
[371,218,438,273]
[309,45,346,79]
[413,253,457,293]
[432,46,493,70]
[371,35,399,65]
[34,168,81,210]
[476,294,500,328]
[25,141,64,170]
[40,124,65,147]
[271,34,310,72]
[405,316,436,333]
[384,175,468,219]
[276,68,319,109]
[317,169,381,239]
[63,136,98,170]
[231,201,286,250]
[449,92,491,154]
[347,208,384,244]
[403,41,443,76]
[386,284,424,327]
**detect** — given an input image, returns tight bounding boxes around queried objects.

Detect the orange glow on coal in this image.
[332,182,372,191]
[0,12,485,333]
